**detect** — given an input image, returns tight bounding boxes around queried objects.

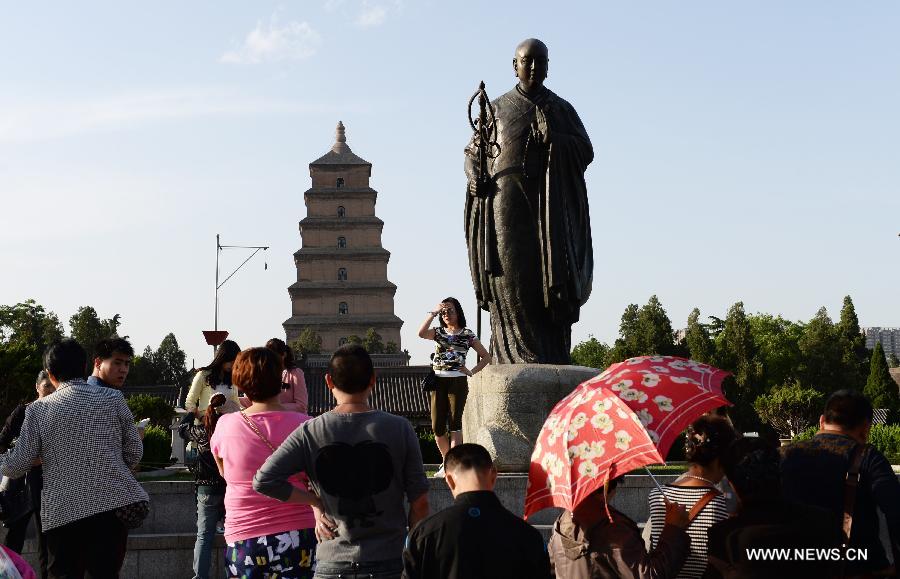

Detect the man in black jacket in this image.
[402,443,551,579]
[781,389,900,577]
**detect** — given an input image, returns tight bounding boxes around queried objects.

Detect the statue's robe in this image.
[465,85,593,364]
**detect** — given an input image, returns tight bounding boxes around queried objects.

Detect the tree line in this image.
[571,295,900,434]
[0,299,190,417]
[291,327,402,356]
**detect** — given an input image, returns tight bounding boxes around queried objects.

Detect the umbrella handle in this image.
[644,467,667,499]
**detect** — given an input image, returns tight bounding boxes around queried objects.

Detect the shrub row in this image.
[793,424,900,464]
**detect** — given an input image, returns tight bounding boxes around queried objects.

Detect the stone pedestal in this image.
[463,364,599,472]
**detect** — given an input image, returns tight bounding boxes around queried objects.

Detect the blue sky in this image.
[1,1,898,369]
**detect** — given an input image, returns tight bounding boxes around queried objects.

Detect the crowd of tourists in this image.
[0,299,898,578]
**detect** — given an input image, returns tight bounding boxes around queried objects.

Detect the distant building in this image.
[283,122,404,354]
[862,327,900,359]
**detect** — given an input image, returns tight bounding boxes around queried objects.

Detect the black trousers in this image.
[44,510,127,579]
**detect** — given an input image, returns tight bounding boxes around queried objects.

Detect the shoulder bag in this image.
[115,499,150,529]
[687,489,721,525]
[420,370,437,393]
[239,410,278,453]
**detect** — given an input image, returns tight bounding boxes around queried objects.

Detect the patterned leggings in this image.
[226,528,316,579]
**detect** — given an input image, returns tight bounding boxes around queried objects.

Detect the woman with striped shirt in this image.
[648,416,737,579]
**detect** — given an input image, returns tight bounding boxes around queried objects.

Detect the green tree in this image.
[608,297,678,363]
[837,296,868,389]
[363,328,384,354]
[716,302,758,385]
[384,341,399,354]
[154,333,188,387]
[290,328,322,356]
[754,381,824,438]
[797,307,844,395]
[715,302,761,430]
[748,314,804,392]
[865,342,899,415]
[685,308,714,364]
[0,342,43,418]
[0,300,64,352]
[889,353,900,369]
[571,336,611,369]
[608,303,641,362]
[707,316,726,337]
[69,306,121,369]
[0,300,63,416]
[634,295,677,356]
[346,335,363,346]
[128,346,162,386]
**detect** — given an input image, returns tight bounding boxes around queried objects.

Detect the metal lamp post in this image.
[205,233,269,352]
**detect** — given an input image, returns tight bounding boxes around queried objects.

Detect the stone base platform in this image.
[463,364,600,472]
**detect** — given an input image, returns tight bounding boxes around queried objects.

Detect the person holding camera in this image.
[417,298,490,478]
[179,392,228,579]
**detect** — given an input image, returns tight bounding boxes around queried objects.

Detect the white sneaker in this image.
[433,464,445,478]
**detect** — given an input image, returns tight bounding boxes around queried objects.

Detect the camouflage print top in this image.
[432,327,477,376]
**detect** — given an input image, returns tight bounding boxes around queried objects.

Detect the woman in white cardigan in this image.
[185,340,242,415]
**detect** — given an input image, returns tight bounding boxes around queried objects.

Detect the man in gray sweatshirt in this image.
[254,344,430,579]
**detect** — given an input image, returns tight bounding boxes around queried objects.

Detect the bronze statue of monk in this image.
[465,38,593,364]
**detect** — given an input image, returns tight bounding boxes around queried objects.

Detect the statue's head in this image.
[513,38,549,93]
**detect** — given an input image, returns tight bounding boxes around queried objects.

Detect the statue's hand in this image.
[533,107,551,145]
[468,179,492,198]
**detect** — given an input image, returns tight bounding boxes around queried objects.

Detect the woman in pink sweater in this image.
[211,347,318,578]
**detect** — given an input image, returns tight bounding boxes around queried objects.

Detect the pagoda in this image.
[284,122,404,355]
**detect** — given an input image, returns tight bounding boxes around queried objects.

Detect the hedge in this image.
[127,394,175,428]
[140,424,174,470]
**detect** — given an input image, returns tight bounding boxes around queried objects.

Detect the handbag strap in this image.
[687,489,721,525]
[842,443,868,544]
[239,410,277,454]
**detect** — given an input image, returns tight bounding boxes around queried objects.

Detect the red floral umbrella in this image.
[525,385,663,519]
[586,356,732,459]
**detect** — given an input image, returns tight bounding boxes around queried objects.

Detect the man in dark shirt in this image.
[86,337,133,390]
[781,389,900,576]
[402,443,551,579]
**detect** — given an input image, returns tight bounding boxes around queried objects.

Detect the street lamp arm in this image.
[217,247,268,290]
[214,233,269,332]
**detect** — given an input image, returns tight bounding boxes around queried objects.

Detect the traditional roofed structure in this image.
[284,122,404,352]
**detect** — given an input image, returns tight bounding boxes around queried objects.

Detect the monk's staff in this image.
[467,81,500,341]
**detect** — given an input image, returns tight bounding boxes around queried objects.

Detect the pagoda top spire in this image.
[311,120,370,167]
[332,121,349,153]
